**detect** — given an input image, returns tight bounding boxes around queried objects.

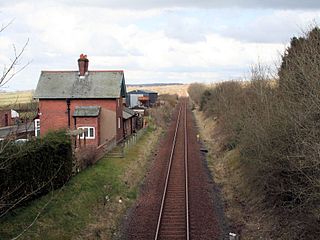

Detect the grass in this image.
[0,126,161,240]
[127,84,189,97]
[0,90,34,107]
[193,109,273,239]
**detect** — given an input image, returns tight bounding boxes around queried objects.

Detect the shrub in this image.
[74,146,97,171]
[0,130,72,216]
[189,27,320,239]
[150,94,178,129]
[187,83,207,106]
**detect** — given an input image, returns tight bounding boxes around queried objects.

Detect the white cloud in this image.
[2,0,320,10]
[0,1,316,91]
[221,10,320,43]
[164,16,207,43]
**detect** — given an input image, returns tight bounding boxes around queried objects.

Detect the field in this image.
[127,84,189,96]
[0,91,34,107]
[0,84,189,108]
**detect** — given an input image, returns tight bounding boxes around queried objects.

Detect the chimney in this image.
[78,54,89,76]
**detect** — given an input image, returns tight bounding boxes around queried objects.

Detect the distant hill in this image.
[0,83,188,107]
[0,90,34,107]
[127,83,189,96]
[126,83,184,87]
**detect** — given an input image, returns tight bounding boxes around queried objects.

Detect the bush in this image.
[0,130,72,216]
[150,94,178,129]
[189,27,320,239]
[74,146,97,171]
[187,83,207,106]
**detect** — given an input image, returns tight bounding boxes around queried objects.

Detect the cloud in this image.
[220,10,320,43]
[2,0,320,10]
[164,16,207,43]
[0,0,315,91]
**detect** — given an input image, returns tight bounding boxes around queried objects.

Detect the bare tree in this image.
[0,19,30,88]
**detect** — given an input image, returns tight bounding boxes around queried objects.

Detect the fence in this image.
[108,127,148,158]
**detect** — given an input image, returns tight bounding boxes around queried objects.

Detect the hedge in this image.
[0,130,72,216]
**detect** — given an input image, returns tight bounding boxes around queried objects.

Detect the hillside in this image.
[0,91,34,107]
[0,84,189,108]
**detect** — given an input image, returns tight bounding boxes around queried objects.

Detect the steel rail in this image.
[184,100,190,240]
[154,105,182,240]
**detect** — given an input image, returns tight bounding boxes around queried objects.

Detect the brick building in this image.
[34,55,126,147]
[0,109,20,127]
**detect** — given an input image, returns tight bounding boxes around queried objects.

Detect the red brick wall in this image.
[0,110,14,127]
[116,97,124,141]
[39,98,124,145]
[76,116,99,146]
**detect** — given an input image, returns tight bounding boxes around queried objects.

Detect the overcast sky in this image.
[1,0,320,91]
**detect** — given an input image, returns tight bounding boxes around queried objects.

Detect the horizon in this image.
[1,1,320,91]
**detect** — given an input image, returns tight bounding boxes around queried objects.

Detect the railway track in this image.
[154,99,189,240]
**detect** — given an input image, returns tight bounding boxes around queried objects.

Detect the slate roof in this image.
[123,107,136,120]
[34,71,126,99]
[73,106,101,117]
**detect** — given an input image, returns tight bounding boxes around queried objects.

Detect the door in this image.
[4,114,8,126]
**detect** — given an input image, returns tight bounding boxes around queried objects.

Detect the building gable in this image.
[34,71,126,99]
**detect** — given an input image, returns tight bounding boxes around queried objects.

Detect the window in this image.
[118,117,121,129]
[78,126,95,139]
[34,119,40,137]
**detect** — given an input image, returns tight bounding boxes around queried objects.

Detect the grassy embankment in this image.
[193,109,271,239]
[190,27,320,240]
[0,126,161,239]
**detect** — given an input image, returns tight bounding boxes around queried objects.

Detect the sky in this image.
[1,0,320,91]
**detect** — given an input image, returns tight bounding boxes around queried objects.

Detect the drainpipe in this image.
[66,98,71,129]
[74,116,77,148]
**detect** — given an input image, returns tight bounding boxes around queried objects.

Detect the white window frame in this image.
[34,119,40,137]
[78,126,95,139]
[118,117,121,129]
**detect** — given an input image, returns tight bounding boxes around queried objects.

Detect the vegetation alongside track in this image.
[189,27,320,239]
[0,94,178,239]
[0,126,161,239]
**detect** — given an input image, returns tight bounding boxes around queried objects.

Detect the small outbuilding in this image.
[126,89,158,108]
[0,109,19,127]
[122,107,137,138]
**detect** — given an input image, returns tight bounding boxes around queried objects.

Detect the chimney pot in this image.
[78,54,89,76]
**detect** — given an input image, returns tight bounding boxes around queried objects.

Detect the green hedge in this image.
[0,130,72,216]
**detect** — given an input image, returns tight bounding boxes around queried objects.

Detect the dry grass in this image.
[77,127,162,240]
[127,84,189,97]
[0,90,33,107]
[193,109,274,239]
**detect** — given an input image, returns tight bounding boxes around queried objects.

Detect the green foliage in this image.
[0,130,72,216]
[0,126,158,239]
